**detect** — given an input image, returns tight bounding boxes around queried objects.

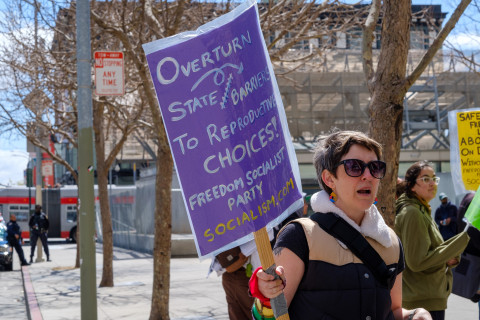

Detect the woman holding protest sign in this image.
[249,130,431,320]
[395,161,469,320]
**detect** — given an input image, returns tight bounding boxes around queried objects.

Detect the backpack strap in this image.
[310,212,395,288]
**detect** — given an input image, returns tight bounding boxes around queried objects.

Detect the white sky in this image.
[0,149,29,186]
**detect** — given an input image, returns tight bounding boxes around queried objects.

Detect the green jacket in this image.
[395,193,469,311]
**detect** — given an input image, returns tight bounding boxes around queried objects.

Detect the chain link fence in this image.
[96,168,192,254]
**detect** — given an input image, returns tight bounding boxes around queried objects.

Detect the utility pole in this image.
[33,0,44,264]
[76,0,98,319]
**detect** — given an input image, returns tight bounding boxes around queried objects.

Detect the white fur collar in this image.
[310,191,392,248]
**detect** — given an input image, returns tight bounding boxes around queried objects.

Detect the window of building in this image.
[268,33,275,47]
[9,205,29,222]
[347,28,362,50]
[410,25,429,49]
[67,206,77,223]
[336,32,347,49]
[285,31,310,50]
[375,28,381,49]
[440,161,451,173]
[318,33,336,49]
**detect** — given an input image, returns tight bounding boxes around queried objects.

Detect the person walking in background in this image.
[434,192,458,240]
[251,130,431,320]
[6,214,30,267]
[395,161,469,320]
[29,204,51,263]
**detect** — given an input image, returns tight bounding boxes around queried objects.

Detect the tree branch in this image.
[405,0,472,88]
[362,0,381,92]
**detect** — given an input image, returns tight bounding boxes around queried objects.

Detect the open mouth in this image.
[357,189,372,195]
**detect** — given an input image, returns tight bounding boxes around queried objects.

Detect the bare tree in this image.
[92,98,146,286]
[52,3,149,287]
[89,0,203,316]
[260,0,368,77]
[362,0,472,226]
[0,0,149,278]
[0,0,84,266]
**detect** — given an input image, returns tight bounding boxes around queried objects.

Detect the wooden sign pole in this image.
[254,227,290,320]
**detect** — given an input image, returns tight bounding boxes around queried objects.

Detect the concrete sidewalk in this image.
[22,243,228,320]
[20,242,480,320]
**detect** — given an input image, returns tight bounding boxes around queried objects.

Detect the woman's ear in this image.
[321,170,336,190]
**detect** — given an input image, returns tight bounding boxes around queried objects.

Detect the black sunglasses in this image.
[336,159,386,179]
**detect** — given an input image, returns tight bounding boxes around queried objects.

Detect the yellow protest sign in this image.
[457,110,480,190]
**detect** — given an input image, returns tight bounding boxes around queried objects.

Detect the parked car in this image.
[0,223,13,271]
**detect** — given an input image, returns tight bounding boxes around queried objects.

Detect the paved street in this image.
[1,241,479,319]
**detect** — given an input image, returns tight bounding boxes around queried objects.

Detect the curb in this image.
[21,265,43,320]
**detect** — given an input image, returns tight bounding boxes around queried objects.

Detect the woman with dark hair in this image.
[395,160,470,320]
[250,130,431,320]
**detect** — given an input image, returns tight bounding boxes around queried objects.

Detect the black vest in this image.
[288,218,402,320]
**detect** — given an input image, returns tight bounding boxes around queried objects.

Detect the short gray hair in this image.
[313,130,383,194]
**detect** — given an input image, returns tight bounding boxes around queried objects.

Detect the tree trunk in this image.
[367,0,472,227]
[93,101,114,287]
[149,141,173,319]
[368,0,410,227]
[369,101,403,227]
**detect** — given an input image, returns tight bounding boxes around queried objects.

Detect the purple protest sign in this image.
[143,0,303,258]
